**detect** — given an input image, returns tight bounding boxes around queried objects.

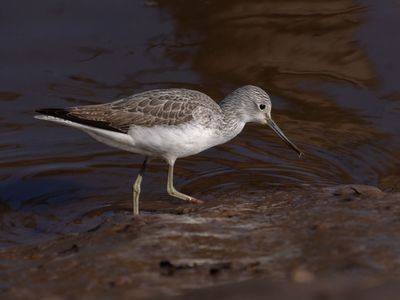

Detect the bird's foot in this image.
[187,197,204,204]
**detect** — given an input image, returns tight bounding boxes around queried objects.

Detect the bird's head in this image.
[226,85,303,157]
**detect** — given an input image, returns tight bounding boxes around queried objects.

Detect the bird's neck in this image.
[219,99,246,137]
[219,96,245,124]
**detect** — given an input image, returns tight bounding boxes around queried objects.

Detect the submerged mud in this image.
[1,1,400,298]
[1,0,400,251]
[1,184,400,299]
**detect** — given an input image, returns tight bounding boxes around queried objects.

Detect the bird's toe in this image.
[188,197,204,204]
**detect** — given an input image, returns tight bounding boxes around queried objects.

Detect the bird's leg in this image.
[132,157,148,215]
[167,163,203,204]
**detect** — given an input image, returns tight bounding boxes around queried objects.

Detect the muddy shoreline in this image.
[2,1,400,298]
[1,184,400,299]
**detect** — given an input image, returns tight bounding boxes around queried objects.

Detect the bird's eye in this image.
[259,104,266,110]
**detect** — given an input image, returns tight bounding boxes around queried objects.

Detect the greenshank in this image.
[35,85,303,215]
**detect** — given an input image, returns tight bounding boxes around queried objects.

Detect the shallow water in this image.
[0,0,399,247]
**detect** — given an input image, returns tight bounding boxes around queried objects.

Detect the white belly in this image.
[35,115,244,164]
[127,123,233,163]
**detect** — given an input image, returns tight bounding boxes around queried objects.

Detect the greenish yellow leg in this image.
[167,163,203,204]
[132,157,148,215]
[132,174,142,215]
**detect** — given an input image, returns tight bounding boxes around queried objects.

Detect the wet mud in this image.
[1,184,400,299]
[1,0,400,298]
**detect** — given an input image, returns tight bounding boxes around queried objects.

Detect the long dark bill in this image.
[267,119,303,157]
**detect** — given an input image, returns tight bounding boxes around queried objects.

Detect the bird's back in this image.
[37,88,222,134]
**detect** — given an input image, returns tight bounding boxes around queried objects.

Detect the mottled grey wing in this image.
[66,89,215,133]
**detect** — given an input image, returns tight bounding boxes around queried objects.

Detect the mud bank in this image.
[1,184,400,299]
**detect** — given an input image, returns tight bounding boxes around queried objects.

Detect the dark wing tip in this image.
[36,108,70,118]
[35,108,125,134]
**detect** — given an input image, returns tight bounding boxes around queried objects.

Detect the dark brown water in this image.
[0,0,399,247]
